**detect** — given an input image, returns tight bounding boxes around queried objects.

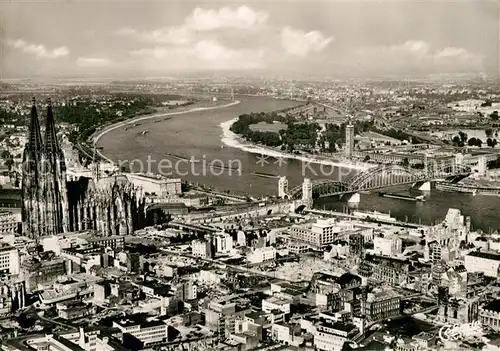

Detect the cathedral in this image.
[21,98,146,239]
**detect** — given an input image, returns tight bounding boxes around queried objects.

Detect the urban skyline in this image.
[2,1,500,351]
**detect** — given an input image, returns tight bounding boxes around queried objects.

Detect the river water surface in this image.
[97,96,500,232]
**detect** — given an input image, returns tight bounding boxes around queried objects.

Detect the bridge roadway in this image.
[192,189,250,203]
[168,221,219,233]
[304,209,426,229]
[290,178,431,199]
[288,164,472,200]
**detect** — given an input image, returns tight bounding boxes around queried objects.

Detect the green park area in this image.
[231,108,425,153]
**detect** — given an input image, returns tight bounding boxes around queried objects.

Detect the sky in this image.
[0,0,498,79]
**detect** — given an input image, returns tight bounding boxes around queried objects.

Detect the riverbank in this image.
[220,117,373,171]
[435,181,500,196]
[93,100,241,163]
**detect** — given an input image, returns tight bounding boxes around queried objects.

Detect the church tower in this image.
[22,98,69,238]
[21,98,43,237]
[22,97,145,239]
[39,98,69,236]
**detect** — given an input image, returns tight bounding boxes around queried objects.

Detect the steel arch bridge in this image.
[288,164,471,199]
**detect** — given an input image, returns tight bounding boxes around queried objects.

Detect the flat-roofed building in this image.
[373,235,402,257]
[262,296,291,314]
[20,257,67,292]
[465,251,500,278]
[39,274,102,305]
[205,300,248,338]
[83,235,125,251]
[313,319,358,351]
[133,280,171,298]
[213,232,233,254]
[112,313,169,345]
[42,232,87,256]
[192,239,213,259]
[287,242,309,255]
[42,232,124,257]
[61,246,108,273]
[290,220,340,248]
[0,188,21,208]
[362,287,401,321]
[290,219,372,248]
[361,254,412,285]
[271,322,303,347]
[247,246,276,264]
[2,328,129,351]
[56,300,96,320]
[181,193,209,208]
[0,243,19,275]
[125,173,182,197]
[0,210,20,234]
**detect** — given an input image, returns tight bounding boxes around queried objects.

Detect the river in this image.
[96,95,500,232]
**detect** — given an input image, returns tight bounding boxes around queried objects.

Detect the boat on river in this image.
[379,192,425,202]
[251,171,279,179]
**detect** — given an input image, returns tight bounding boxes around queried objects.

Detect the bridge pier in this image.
[418,181,431,191]
[411,181,432,191]
[291,199,312,212]
[347,193,360,204]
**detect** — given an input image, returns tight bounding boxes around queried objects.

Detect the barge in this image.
[379,192,425,202]
[251,171,279,179]
[435,181,500,196]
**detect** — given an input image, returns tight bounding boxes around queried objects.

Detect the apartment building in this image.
[112,314,169,345]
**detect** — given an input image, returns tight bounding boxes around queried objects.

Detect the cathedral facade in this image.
[22,98,145,239]
[22,98,69,238]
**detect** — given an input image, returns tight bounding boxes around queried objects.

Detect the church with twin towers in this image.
[22,98,69,237]
[21,98,146,239]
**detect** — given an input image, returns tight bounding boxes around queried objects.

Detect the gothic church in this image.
[21,98,146,239]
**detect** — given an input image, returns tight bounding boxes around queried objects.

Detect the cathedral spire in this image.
[44,97,60,154]
[28,97,43,152]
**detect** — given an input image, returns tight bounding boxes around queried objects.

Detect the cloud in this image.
[434,47,472,60]
[138,27,193,45]
[354,40,483,74]
[114,27,137,36]
[131,40,264,70]
[185,6,268,31]
[121,5,270,71]
[281,27,333,57]
[130,47,169,59]
[194,40,263,66]
[390,40,431,57]
[117,5,334,70]
[7,39,69,59]
[388,41,480,65]
[116,5,267,45]
[76,57,112,67]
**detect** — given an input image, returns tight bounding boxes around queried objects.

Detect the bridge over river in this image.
[287,163,472,200]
